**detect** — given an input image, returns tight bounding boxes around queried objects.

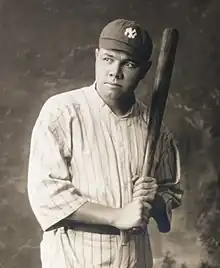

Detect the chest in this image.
[72,107,149,174]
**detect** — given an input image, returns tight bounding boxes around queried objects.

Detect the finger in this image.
[140,221,147,231]
[131,175,140,184]
[134,176,156,185]
[133,181,158,191]
[133,182,158,190]
[143,201,152,210]
[132,197,153,209]
[142,205,151,222]
[132,189,149,198]
[133,195,156,204]
[135,219,144,228]
[142,213,150,224]
[142,204,152,214]
[143,194,157,202]
[132,189,157,198]
[133,184,158,194]
[133,186,157,196]
[133,220,147,231]
[133,186,157,197]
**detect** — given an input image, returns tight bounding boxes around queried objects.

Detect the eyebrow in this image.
[101,52,139,64]
[102,52,115,58]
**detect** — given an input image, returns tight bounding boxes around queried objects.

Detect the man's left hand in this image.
[131,175,158,226]
[132,175,158,204]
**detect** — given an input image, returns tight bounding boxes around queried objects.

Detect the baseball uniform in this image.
[28,83,182,268]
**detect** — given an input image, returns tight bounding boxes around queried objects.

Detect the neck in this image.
[103,93,135,116]
[94,83,136,116]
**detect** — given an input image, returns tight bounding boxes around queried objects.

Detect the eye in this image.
[102,56,113,63]
[124,61,137,69]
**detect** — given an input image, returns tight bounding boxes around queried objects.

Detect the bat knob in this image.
[120,227,145,246]
[130,227,145,235]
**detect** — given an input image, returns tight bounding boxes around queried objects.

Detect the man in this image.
[28,19,183,268]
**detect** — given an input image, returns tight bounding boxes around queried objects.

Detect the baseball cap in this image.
[99,19,153,62]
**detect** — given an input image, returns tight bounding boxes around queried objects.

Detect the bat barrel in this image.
[154,28,179,97]
[142,28,179,177]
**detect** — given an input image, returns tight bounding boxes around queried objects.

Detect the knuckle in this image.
[138,201,143,208]
[140,177,146,183]
[136,199,141,206]
[147,196,154,201]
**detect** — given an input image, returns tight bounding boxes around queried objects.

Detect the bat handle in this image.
[120,227,145,246]
[131,227,142,233]
[120,231,128,246]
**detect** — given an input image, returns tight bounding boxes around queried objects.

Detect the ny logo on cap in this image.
[124,27,137,39]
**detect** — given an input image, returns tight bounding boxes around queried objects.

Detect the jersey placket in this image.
[115,119,131,208]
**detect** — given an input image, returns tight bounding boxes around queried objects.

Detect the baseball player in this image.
[28,19,183,268]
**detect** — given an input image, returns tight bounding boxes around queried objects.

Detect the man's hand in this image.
[112,198,152,230]
[132,175,158,203]
[112,176,158,230]
[132,175,158,227]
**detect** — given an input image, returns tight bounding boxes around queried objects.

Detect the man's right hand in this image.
[112,198,152,230]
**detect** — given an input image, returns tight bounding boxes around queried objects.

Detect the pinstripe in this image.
[78,102,99,203]
[90,233,94,267]
[28,83,182,268]
[100,119,112,198]
[108,114,123,208]
[131,117,139,176]
[82,92,105,192]
[143,235,146,268]
[71,108,91,202]
[123,119,132,205]
[127,235,131,266]
[124,119,133,204]
[100,234,103,268]
[82,232,86,268]
[101,120,117,207]
[101,115,121,208]
[117,121,127,205]
[139,113,147,176]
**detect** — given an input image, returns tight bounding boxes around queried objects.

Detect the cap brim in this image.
[99,38,142,61]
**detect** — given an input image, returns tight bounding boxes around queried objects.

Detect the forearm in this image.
[63,202,120,227]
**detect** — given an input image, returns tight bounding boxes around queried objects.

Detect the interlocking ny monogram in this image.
[124,27,137,39]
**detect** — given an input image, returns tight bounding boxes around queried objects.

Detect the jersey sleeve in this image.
[27,97,88,231]
[150,128,183,233]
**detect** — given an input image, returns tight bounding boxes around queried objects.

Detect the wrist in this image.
[109,208,121,228]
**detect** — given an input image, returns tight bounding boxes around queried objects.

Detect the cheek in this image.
[124,71,141,85]
[95,63,108,80]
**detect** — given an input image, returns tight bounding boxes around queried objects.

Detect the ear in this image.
[95,48,99,59]
[139,60,152,80]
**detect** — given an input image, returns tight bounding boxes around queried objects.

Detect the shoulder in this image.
[160,123,173,141]
[30,85,94,137]
[157,124,179,161]
[136,99,175,140]
[38,85,92,124]
[136,99,149,113]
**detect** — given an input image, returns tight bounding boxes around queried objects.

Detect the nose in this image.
[109,62,123,79]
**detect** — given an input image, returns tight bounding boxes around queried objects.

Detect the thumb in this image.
[132,175,139,184]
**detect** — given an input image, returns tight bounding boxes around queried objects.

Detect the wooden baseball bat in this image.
[121,28,179,246]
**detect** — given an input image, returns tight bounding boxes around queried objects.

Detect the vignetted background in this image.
[0,0,220,267]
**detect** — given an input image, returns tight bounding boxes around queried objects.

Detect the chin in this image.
[106,91,121,101]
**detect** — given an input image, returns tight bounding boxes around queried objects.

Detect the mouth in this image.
[104,82,122,88]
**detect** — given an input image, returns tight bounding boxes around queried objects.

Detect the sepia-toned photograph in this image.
[0,1,220,267]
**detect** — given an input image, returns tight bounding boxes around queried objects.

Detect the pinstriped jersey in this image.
[28,83,182,268]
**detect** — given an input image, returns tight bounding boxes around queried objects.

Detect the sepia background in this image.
[0,0,220,267]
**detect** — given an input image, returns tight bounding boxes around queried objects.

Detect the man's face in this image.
[95,48,150,102]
